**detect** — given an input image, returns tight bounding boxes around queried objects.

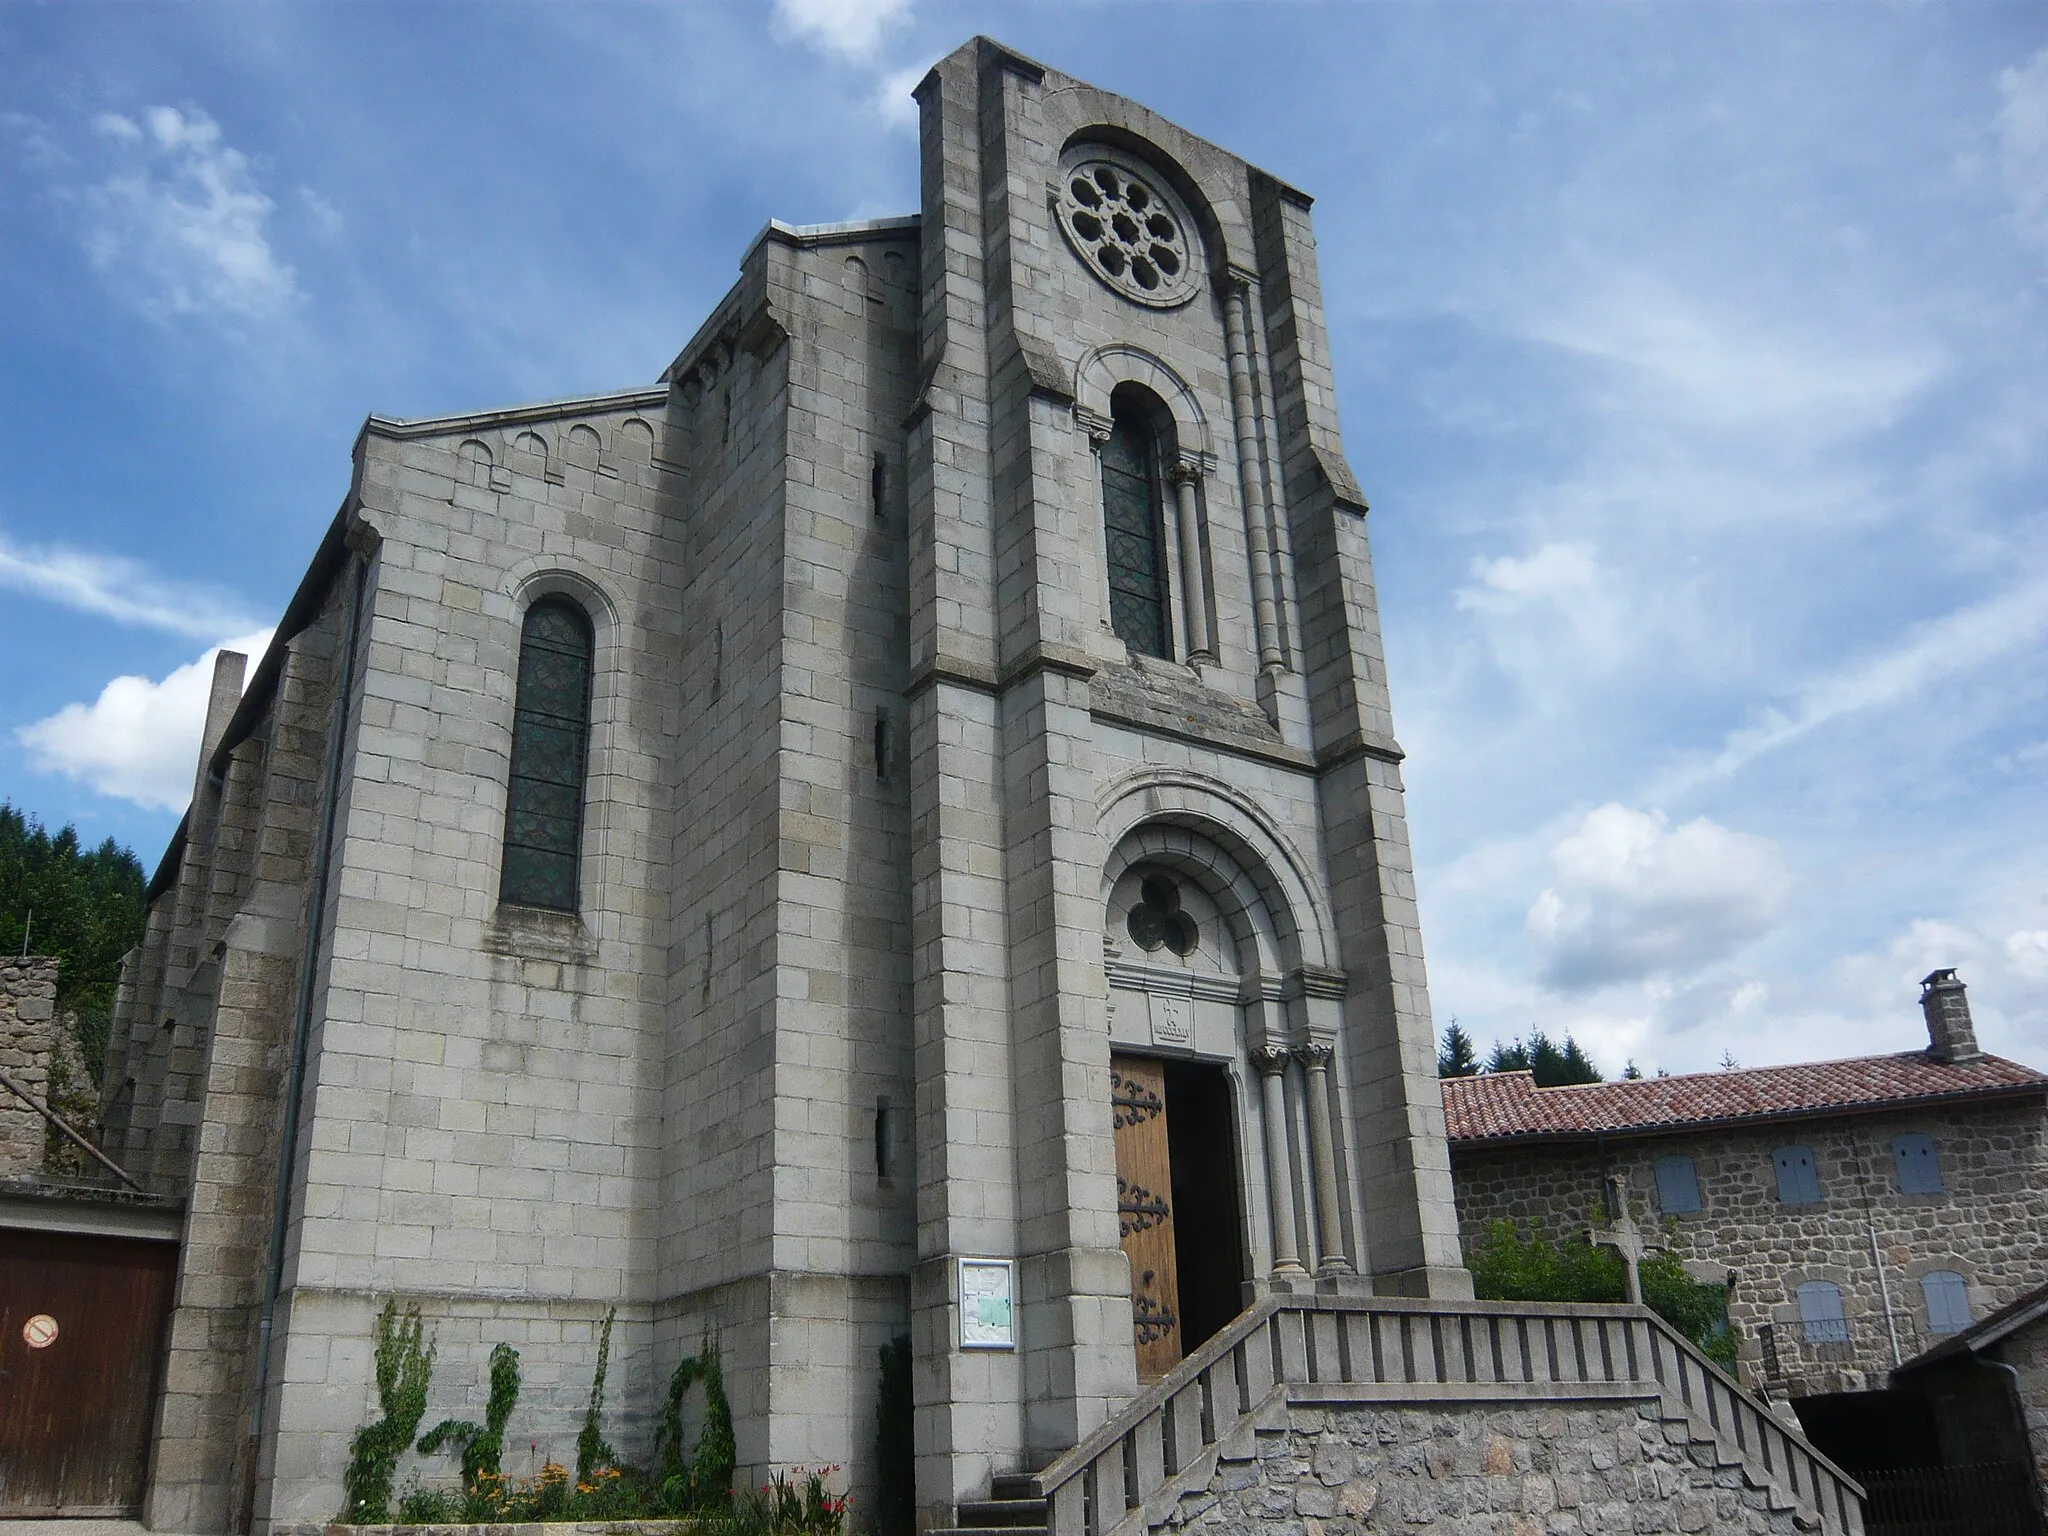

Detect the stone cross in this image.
[1589,1171,1645,1305]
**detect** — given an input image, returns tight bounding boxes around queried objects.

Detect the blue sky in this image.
[3,2,2045,1077]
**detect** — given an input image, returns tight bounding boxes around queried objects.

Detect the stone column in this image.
[1169,461,1212,663]
[1253,1046,1305,1275]
[1078,409,1117,638]
[1296,1042,1351,1274]
[1222,272,1283,671]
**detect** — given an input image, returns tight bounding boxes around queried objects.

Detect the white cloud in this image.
[299,185,343,237]
[2008,930,2048,983]
[874,60,930,131]
[1662,573,2048,793]
[1456,541,1630,679]
[0,531,256,639]
[1528,804,1791,991]
[17,630,274,812]
[1998,46,2048,247]
[83,105,297,319]
[1516,274,1940,440]
[772,0,911,63]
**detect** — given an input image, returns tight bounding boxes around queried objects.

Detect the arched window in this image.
[500,596,594,911]
[1773,1145,1823,1206]
[1922,1270,1972,1335]
[1796,1280,1848,1344]
[1654,1154,1701,1214]
[1892,1133,1943,1194]
[1100,389,1171,660]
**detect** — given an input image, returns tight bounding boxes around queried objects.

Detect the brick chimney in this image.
[1920,968,1982,1064]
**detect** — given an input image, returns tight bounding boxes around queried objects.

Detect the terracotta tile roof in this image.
[1442,1051,2048,1145]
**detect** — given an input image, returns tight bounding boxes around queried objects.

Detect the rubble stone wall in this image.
[1171,1398,1802,1535]
[0,955,59,1176]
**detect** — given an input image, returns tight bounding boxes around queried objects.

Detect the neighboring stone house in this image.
[1445,971,2048,1398]
[1892,1276,2048,1498]
[9,36,1866,1536]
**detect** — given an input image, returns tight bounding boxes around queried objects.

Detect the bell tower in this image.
[901,36,1468,1523]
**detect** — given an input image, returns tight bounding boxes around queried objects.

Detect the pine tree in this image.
[1437,1020,1480,1077]
[0,803,145,1084]
[1484,1029,1603,1087]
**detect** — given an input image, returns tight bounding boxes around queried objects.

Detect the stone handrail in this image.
[1028,1294,1865,1536]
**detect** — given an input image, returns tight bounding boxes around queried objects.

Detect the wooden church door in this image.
[1111,1053,1182,1381]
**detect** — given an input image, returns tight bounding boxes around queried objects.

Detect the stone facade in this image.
[1169,1400,1803,1535]
[77,34,1660,1535]
[0,955,59,1177]
[1451,1095,2048,1396]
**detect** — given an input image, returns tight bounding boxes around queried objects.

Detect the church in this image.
[72,36,1861,1536]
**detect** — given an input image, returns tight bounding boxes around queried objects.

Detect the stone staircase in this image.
[948,1295,1865,1536]
[929,1472,1050,1536]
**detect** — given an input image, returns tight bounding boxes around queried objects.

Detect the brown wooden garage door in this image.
[0,1228,177,1515]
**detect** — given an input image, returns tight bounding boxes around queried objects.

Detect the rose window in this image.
[1056,156,1200,308]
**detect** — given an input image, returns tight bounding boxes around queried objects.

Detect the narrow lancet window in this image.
[1100,392,1171,659]
[500,596,594,911]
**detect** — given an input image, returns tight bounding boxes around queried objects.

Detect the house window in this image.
[1654,1154,1701,1214]
[500,596,594,911]
[1923,1270,1972,1335]
[1892,1133,1943,1195]
[1796,1281,1848,1344]
[1100,392,1171,660]
[1773,1145,1823,1206]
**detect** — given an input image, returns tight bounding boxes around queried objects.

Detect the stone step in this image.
[953,1496,1052,1527]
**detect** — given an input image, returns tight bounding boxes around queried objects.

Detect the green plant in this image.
[575,1307,619,1483]
[655,1330,738,1511]
[342,1301,436,1522]
[1641,1247,1738,1370]
[417,1340,521,1489]
[873,1334,913,1536]
[730,1466,850,1536]
[1467,1219,1739,1370]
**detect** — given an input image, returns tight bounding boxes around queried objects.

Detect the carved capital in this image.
[1169,457,1203,488]
[1251,1045,1292,1078]
[1073,404,1113,447]
[1294,1041,1334,1071]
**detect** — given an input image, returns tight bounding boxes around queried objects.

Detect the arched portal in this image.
[1101,820,1354,1382]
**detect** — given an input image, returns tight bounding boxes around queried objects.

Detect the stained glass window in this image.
[500,597,593,911]
[1101,398,1171,659]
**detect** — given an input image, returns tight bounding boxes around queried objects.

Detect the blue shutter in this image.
[1654,1155,1701,1214]
[1922,1271,1971,1335]
[1773,1146,1822,1205]
[1797,1281,1848,1344]
[1892,1134,1943,1195]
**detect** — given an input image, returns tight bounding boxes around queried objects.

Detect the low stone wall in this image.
[0,955,59,1176]
[1167,1399,1803,1535]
